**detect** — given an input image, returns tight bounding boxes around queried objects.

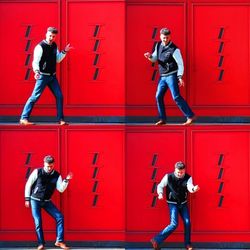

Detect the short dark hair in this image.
[160,28,171,36]
[47,27,58,34]
[43,155,55,164]
[175,161,185,170]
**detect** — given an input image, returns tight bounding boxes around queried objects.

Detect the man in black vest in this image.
[20,27,73,125]
[151,161,200,250]
[25,155,73,250]
[144,28,196,125]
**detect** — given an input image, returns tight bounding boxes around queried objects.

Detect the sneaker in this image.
[20,119,35,125]
[155,120,166,126]
[37,245,45,250]
[150,238,161,250]
[186,245,193,250]
[55,241,69,249]
[59,120,68,126]
[183,116,196,125]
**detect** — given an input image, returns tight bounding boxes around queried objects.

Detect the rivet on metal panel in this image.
[25,167,31,180]
[151,182,157,193]
[218,42,224,53]
[151,154,158,166]
[93,68,99,80]
[151,168,157,180]
[93,40,100,52]
[218,70,224,81]
[152,28,158,39]
[92,153,99,165]
[218,182,224,193]
[218,195,224,207]
[25,25,32,38]
[93,25,100,37]
[93,54,100,66]
[92,167,98,178]
[217,168,224,179]
[25,153,32,165]
[92,194,98,206]
[25,68,31,80]
[25,54,31,66]
[151,195,157,207]
[152,70,157,81]
[218,27,224,39]
[218,154,224,166]
[25,40,31,52]
[92,181,98,192]
[218,55,224,68]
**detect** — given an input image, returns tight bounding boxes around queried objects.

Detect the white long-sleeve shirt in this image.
[157,173,195,196]
[32,41,66,73]
[151,42,184,78]
[25,168,69,200]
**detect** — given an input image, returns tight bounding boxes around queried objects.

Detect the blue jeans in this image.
[156,74,194,121]
[30,199,64,245]
[153,203,191,247]
[21,75,64,121]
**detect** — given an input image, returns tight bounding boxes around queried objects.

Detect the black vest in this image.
[166,173,191,204]
[157,41,178,76]
[31,168,60,201]
[39,40,57,74]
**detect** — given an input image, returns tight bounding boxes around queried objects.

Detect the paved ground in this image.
[0,248,248,250]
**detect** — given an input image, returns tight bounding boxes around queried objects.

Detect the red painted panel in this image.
[126,4,186,116]
[0,2,59,111]
[0,128,60,240]
[190,5,250,110]
[191,130,250,235]
[62,127,125,240]
[126,128,186,240]
[65,2,125,109]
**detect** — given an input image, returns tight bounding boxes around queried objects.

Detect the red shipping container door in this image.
[190,127,250,242]
[189,4,250,116]
[126,3,187,117]
[62,126,125,241]
[125,127,186,242]
[0,1,60,116]
[0,127,61,241]
[64,1,125,117]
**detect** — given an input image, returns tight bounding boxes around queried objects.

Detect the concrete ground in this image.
[0,248,248,250]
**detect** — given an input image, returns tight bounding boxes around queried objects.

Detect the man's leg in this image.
[30,200,45,247]
[155,77,168,124]
[180,203,192,248]
[20,76,48,123]
[167,74,195,121]
[48,76,65,123]
[152,204,179,245]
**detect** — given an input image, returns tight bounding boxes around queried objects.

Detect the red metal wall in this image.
[0,0,250,246]
[0,0,250,118]
[0,125,250,243]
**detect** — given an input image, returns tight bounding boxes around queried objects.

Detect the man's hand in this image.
[64,43,74,52]
[25,201,30,208]
[66,172,73,180]
[192,185,200,193]
[158,193,164,200]
[34,72,40,80]
[178,78,185,87]
[144,52,152,59]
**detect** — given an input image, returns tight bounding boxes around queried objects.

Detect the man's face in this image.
[160,34,171,45]
[174,168,185,178]
[44,162,54,173]
[45,31,57,45]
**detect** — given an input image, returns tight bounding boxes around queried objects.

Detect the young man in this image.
[144,28,196,125]
[25,155,73,250]
[151,161,200,250]
[20,27,73,125]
